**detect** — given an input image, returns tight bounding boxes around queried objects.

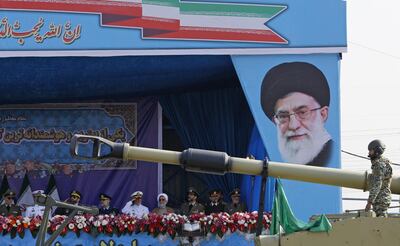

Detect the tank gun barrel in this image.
[124,146,371,191]
[70,135,400,195]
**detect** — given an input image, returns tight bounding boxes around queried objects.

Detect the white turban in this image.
[157,193,168,208]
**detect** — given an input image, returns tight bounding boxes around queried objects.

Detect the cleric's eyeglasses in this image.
[274,107,322,125]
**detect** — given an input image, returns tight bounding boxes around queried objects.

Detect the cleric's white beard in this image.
[277,120,331,165]
[158,201,167,208]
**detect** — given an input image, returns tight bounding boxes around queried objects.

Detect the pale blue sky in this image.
[341,0,400,211]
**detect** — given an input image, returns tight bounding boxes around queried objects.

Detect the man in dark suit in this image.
[0,190,22,217]
[98,193,119,215]
[205,189,226,215]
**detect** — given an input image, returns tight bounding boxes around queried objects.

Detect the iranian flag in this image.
[144,2,287,43]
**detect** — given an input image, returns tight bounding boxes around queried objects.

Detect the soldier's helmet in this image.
[368,139,386,155]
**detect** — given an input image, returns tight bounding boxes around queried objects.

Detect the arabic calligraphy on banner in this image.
[0,127,126,144]
[0,17,81,45]
[0,104,137,170]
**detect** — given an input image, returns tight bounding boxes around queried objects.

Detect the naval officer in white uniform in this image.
[121,191,149,218]
[25,190,46,217]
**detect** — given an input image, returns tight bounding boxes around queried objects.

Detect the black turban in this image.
[260,62,330,121]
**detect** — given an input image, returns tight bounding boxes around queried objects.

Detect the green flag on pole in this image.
[271,179,332,235]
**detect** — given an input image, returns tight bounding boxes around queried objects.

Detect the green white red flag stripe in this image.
[180,2,282,18]
[180,15,271,31]
[0,0,287,43]
[147,2,287,43]
[142,0,179,21]
[139,0,180,30]
[144,27,285,43]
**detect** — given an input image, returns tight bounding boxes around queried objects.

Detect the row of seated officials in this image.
[0,187,247,218]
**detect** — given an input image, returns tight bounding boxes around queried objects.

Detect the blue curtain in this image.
[159,86,253,199]
[0,56,236,105]
[241,126,275,212]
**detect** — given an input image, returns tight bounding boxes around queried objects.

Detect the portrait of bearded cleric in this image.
[260,62,332,167]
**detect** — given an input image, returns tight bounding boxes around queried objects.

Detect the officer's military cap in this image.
[99,193,112,200]
[260,62,330,121]
[32,190,44,195]
[3,189,16,197]
[70,190,81,198]
[131,191,143,198]
[229,188,241,197]
[209,189,222,196]
[187,187,199,197]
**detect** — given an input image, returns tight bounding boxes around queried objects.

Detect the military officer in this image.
[99,193,119,215]
[225,188,247,214]
[121,191,149,218]
[365,140,393,217]
[0,190,22,217]
[180,187,205,216]
[54,190,82,216]
[205,189,226,215]
[98,193,119,215]
[25,190,45,217]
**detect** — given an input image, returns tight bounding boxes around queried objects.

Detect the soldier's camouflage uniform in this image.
[368,156,393,217]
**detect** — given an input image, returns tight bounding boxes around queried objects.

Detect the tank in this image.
[70,134,400,246]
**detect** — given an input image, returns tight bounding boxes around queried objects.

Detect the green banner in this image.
[271,179,332,235]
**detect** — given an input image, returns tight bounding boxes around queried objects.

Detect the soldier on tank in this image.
[365,140,393,217]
